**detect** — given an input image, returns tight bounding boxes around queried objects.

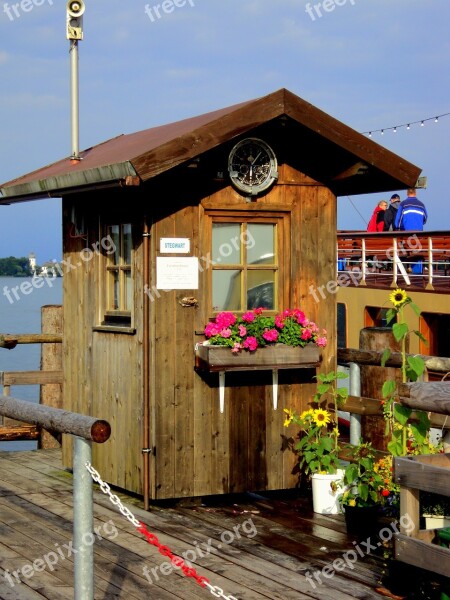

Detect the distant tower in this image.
[29,252,37,275]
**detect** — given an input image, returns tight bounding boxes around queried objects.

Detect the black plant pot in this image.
[344,504,380,537]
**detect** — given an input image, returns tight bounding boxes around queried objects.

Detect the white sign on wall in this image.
[159,238,190,254]
[156,257,199,290]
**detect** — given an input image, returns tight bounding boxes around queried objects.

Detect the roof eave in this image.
[0,161,137,203]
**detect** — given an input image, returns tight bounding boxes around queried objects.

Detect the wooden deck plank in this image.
[0,449,414,600]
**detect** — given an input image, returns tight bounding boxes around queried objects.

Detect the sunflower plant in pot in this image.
[284,371,348,514]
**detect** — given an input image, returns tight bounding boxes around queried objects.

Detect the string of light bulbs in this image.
[362,111,450,137]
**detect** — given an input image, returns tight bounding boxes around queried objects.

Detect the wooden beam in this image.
[395,533,450,578]
[338,347,450,373]
[394,455,450,496]
[0,371,63,386]
[398,382,450,415]
[0,425,39,441]
[0,334,62,349]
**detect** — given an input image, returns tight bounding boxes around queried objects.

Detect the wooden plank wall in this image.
[151,162,337,499]
[61,157,337,501]
[61,197,144,495]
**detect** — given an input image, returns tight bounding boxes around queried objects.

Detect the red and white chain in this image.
[85,462,238,600]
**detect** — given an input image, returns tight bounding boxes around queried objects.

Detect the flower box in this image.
[195,343,322,373]
[422,515,450,530]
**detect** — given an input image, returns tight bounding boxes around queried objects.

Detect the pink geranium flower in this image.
[241,311,255,323]
[301,329,312,341]
[262,328,278,342]
[203,306,325,354]
[243,336,258,351]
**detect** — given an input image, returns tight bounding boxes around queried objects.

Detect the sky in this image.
[0,0,449,263]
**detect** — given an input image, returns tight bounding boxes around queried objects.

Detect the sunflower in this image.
[283,408,294,427]
[389,288,408,307]
[312,409,331,427]
[300,408,314,420]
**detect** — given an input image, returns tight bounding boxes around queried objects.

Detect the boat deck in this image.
[0,449,437,600]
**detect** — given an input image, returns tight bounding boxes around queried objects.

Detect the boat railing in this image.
[337,230,450,289]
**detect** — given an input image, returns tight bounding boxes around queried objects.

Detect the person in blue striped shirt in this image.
[395,188,428,231]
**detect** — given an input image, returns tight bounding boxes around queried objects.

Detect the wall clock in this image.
[228,138,278,196]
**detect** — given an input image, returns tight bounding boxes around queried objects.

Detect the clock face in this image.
[228,138,278,196]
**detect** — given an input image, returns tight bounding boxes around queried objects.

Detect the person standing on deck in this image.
[384,194,400,231]
[395,188,428,231]
[367,200,388,232]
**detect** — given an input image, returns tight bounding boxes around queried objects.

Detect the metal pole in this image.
[349,362,362,445]
[70,39,80,160]
[73,436,94,599]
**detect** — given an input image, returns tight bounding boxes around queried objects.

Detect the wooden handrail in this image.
[0,395,110,443]
[0,333,62,349]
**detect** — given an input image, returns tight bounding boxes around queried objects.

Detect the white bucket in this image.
[311,469,344,514]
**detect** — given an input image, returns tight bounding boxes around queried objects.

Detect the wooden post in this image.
[40,305,63,449]
[360,327,406,451]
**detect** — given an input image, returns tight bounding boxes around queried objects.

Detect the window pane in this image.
[110,271,119,310]
[124,270,132,310]
[247,224,275,265]
[247,270,275,310]
[122,224,132,265]
[213,270,241,311]
[108,226,120,265]
[212,223,241,265]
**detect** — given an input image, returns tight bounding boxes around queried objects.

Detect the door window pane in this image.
[212,223,241,264]
[247,270,275,309]
[213,270,241,311]
[247,224,275,265]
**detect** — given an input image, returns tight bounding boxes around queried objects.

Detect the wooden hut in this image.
[0,89,421,503]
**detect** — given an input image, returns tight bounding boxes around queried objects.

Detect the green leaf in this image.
[335,372,349,380]
[410,422,426,445]
[316,383,330,395]
[392,322,408,342]
[409,302,421,317]
[381,348,391,367]
[345,464,358,484]
[388,438,404,456]
[393,404,411,426]
[407,356,426,378]
[382,379,396,398]
[416,410,431,430]
[385,308,397,324]
[413,330,428,345]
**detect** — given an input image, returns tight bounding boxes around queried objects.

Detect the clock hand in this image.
[250,152,261,165]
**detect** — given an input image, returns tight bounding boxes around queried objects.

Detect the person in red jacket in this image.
[367,200,388,232]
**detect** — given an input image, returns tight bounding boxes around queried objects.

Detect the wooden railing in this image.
[0,305,63,447]
[393,382,450,578]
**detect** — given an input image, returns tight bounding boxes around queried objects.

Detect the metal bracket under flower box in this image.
[195,344,322,413]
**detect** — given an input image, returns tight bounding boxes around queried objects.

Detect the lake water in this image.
[0,276,62,451]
